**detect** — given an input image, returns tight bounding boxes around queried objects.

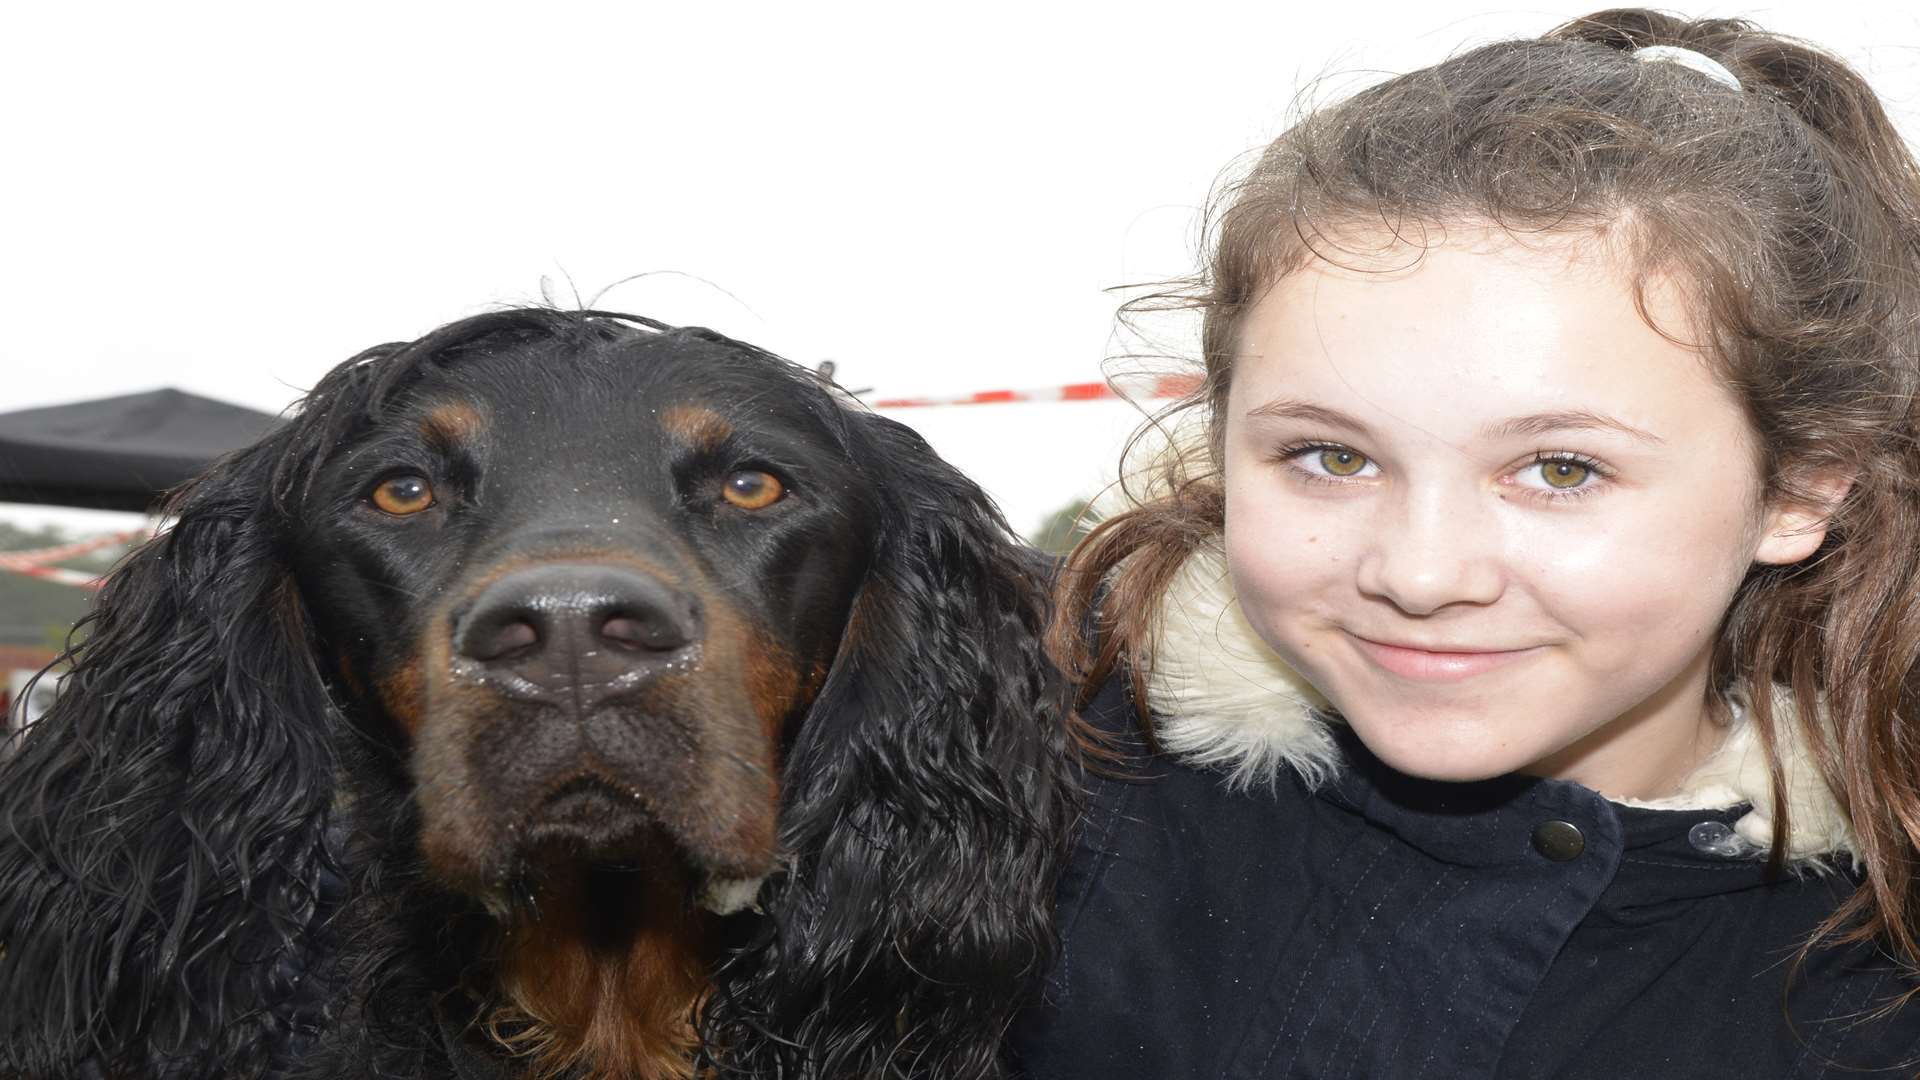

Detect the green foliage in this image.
[1030,498,1093,555]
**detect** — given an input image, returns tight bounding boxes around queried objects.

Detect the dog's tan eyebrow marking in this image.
[420,402,487,451]
[658,404,733,451]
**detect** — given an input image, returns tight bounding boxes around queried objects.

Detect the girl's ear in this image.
[1754,470,1855,566]
[0,430,342,1079]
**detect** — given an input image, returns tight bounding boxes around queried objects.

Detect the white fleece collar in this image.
[1145,546,1858,863]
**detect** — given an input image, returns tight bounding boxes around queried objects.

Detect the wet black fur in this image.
[0,309,1076,1079]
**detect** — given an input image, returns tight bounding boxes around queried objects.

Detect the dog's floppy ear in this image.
[706,412,1077,1078]
[0,401,354,1076]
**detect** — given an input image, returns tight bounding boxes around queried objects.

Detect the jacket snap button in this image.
[1531,820,1585,861]
[1688,820,1744,857]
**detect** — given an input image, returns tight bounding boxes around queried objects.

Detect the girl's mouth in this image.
[1346,633,1543,682]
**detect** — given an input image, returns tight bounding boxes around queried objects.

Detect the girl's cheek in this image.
[1224,475,1368,597]
[1496,495,1753,624]
[1499,513,1621,578]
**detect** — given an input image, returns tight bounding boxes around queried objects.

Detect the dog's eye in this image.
[371,474,436,516]
[721,470,785,511]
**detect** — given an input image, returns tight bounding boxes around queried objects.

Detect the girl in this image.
[1013,9,1920,1078]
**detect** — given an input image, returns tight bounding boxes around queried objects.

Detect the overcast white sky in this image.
[5,1,1918,542]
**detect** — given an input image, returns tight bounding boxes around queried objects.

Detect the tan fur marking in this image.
[742,626,804,743]
[669,597,785,859]
[490,871,714,1080]
[658,405,732,451]
[421,401,486,450]
[376,655,427,734]
[334,648,367,700]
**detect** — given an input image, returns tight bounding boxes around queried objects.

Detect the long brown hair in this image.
[1053,8,1920,970]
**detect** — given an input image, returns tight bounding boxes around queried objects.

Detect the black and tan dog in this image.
[0,309,1075,1079]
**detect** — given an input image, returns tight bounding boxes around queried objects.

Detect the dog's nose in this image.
[453,564,702,696]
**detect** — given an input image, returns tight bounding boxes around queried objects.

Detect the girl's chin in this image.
[1341,716,1546,784]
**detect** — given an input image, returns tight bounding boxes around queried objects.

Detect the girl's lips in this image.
[1347,634,1542,682]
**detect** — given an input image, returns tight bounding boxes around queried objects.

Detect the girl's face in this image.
[1221,230,1828,798]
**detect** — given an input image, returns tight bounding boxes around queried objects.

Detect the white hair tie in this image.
[1633,44,1741,91]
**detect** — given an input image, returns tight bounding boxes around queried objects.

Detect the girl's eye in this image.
[371,474,435,515]
[1282,443,1379,482]
[722,470,786,510]
[1319,448,1370,477]
[1538,460,1590,489]
[1511,454,1606,496]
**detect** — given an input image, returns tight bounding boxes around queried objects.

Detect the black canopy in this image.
[0,389,284,512]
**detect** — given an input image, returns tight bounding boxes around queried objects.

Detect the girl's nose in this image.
[1353,491,1505,615]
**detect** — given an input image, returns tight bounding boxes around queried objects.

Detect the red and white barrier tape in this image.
[0,528,148,590]
[869,373,1201,409]
[2,375,1202,589]
[0,530,144,571]
[4,564,102,589]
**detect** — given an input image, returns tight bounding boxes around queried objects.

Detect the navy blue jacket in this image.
[1009,678,1920,1078]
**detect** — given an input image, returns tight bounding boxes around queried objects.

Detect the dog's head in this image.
[0,309,1074,1080]
[290,314,885,905]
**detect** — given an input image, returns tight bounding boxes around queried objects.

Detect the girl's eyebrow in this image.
[1482,411,1666,445]
[1243,398,1375,436]
[1244,399,1664,446]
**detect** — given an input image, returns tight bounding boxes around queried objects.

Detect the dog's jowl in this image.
[0,309,1076,1080]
